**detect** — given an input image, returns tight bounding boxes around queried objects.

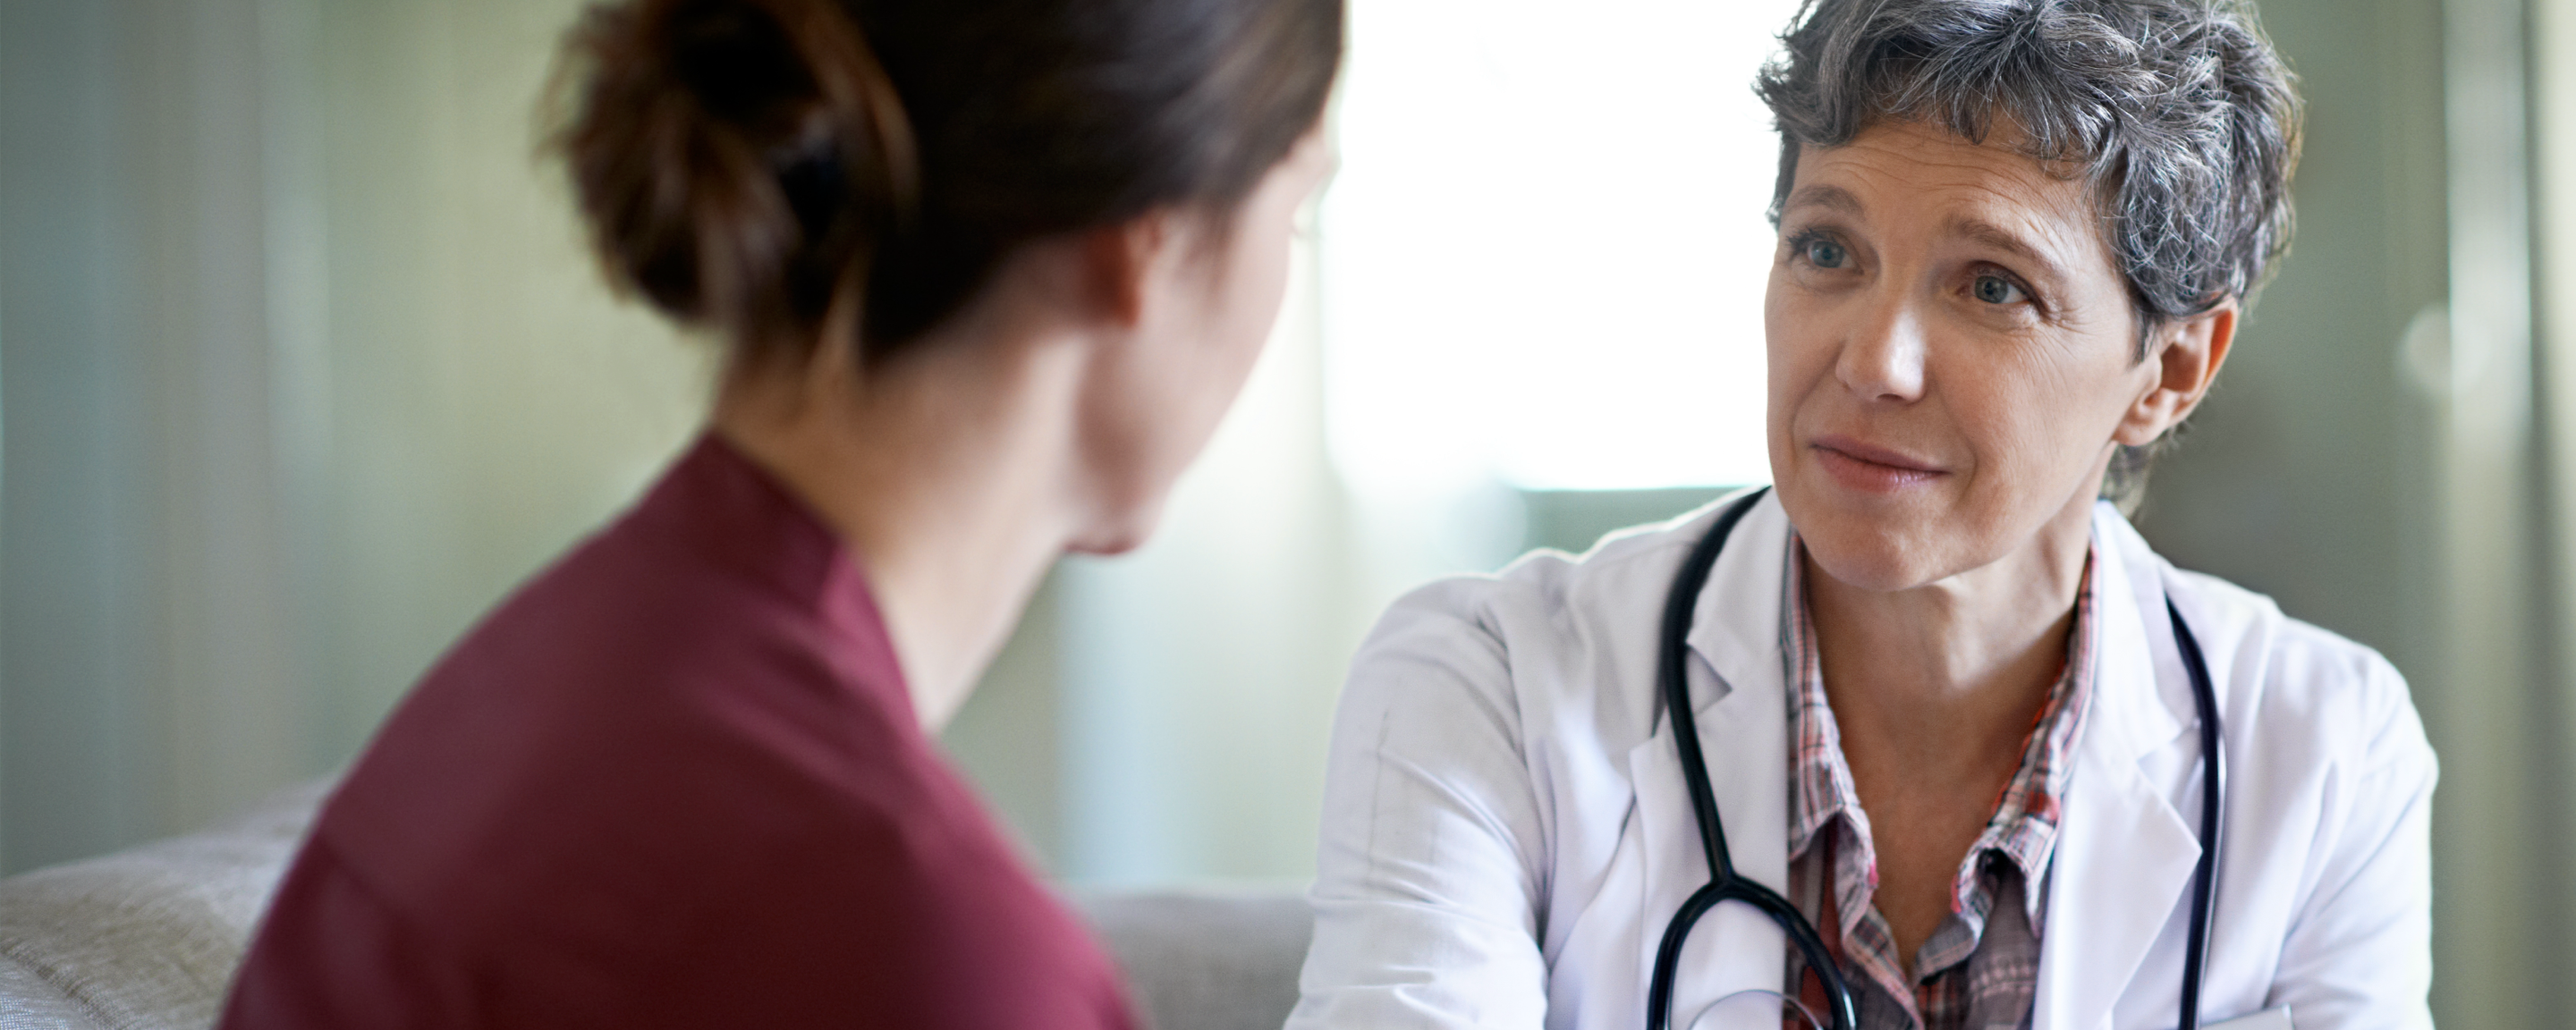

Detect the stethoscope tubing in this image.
[2171,595,2223,1030]
[1648,488,1858,1030]
[1644,489,2222,1030]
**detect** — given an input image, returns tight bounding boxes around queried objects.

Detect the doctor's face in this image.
[1764,120,2162,592]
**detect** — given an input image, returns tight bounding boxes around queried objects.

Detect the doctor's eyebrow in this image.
[1782,184,1865,217]
[1947,216,2071,287]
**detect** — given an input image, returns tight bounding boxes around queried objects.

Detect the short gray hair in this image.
[1757,0,2301,511]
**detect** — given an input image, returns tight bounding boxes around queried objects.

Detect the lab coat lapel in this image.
[1626,494,1794,1026]
[2034,507,2200,1030]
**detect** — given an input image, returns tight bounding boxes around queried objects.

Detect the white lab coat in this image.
[1289,492,2435,1030]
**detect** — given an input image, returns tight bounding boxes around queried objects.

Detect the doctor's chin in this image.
[0,0,2556,1026]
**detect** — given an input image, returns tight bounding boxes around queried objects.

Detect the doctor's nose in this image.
[1835,293,1928,404]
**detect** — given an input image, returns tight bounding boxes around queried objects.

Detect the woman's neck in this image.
[709,317,1089,731]
[1803,489,2098,780]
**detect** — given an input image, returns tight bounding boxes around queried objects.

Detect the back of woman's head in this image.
[557,0,1343,364]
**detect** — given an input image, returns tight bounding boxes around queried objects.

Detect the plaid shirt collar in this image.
[1781,532,2101,1018]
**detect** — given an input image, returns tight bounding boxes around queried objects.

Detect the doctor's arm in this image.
[2263,654,2436,1028]
[1287,583,1553,1030]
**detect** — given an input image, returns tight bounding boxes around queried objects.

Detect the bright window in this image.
[1323,0,1802,492]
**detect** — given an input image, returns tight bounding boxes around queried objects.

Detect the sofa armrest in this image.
[0,955,107,1028]
[0,780,327,1030]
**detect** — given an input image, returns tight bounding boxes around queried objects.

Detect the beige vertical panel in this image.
[2434,0,2544,1020]
[148,0,316,843]
[3,0,173,870]
[2532,0,2576,997]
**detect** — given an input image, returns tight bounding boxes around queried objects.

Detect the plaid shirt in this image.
[1779,536,2099,1030]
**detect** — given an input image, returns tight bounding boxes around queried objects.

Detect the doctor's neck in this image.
[1800,483,2099,760]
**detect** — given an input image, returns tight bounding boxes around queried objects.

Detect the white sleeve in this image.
[1286,581,1553,1030]
[2264,653,2436,1028]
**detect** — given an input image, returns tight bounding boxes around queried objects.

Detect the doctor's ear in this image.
[2114,300,2239,447]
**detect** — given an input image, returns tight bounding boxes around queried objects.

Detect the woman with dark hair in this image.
[1292,2,2430,1028]
[218,0,1337,1026]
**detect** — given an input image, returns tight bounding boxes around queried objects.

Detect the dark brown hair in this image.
[556,0,1342,363]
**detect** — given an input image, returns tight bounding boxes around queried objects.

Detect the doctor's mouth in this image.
[1809,435,1948,494]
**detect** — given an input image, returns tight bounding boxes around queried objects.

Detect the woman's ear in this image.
[2114,300,2239,446]
[1074,212,1180,331]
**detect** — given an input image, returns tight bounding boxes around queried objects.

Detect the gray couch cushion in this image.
[0,781,1314,1030]
[0,958,99,1029]
[0,780,324,1030]
[1075,890,1312,1030]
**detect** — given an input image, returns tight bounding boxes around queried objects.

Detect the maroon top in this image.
[220,435,1138,1030]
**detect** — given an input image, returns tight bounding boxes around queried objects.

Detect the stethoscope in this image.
[1645,489,2224,1030]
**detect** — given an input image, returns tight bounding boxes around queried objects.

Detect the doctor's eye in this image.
[1790,232,1848,270]
[1972,273,2027,305]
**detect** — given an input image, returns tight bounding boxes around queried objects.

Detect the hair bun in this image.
[558,0,1340,364]
[557,0,915,352]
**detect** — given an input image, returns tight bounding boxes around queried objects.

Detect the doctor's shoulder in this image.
[2147,561,2436,1025]
[1335,505,1724,742]
[1357,504,1709,655]
[2159,563,2436,777]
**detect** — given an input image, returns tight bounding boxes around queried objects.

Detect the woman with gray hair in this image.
[1290,1,2431,1028]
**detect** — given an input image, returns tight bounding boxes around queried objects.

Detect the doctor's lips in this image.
[1810,435,1945,491]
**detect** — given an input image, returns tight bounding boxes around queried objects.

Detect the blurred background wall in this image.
[0,0,2565,1023]
[0,0,711,874]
